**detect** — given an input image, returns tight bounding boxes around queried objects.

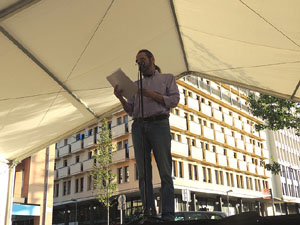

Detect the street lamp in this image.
[226,190,233,215]
[71,199,78,225]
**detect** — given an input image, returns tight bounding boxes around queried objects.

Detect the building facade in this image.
[53,75,279,224]
[12,145,55,225]
[266,128,300,215]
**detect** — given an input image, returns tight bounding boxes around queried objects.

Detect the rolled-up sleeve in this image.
[163,74,180,108]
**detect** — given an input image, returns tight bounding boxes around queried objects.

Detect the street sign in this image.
[182,189,191,202]
[118,194,126,210]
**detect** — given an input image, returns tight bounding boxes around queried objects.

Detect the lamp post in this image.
[71,199,78,225]
[226,190,233,215]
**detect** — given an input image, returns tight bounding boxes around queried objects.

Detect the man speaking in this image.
[114,49,179,221]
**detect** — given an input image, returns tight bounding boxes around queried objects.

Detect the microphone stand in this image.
[126,66,163,224]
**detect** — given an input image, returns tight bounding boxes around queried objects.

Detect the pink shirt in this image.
[126,71,180,119]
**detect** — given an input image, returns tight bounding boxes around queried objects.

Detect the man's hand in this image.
[138,88,165,105]
[114,85,123,99]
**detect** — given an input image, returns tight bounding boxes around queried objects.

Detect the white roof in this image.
[1,0,299,162]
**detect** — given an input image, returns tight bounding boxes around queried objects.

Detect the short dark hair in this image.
[138,49,161,73]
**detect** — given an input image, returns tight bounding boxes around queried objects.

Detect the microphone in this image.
[138,60,145,69]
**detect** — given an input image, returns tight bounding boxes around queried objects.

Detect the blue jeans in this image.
[132,118,174,219]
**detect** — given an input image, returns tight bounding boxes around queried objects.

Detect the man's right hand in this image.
[114,85,123,99]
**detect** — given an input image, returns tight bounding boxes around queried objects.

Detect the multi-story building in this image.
[11,145,55,225]
[53,75,276,224]
[267,129,300,215]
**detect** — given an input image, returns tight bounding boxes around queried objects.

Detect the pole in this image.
[226,190,232,216]
[270,189,275,216]
[75,201,78,225]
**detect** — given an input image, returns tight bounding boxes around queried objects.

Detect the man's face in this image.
[136,52,153,73]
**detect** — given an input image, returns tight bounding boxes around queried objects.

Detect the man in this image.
[114,49,179,221]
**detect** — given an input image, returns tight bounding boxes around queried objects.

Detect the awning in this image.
[1,0,299,163]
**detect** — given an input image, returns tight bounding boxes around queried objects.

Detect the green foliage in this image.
[260,157,281,175]
[247,93,300,136]
[90,119,117,224]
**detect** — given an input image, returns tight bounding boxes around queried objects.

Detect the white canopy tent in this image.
[0,0,300,164]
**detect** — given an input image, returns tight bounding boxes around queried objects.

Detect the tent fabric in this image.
[0,0,299,162]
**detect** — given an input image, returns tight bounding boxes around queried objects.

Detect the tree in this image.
[247,93,300,175]
[90,119,117,225]
[247,93,300,135]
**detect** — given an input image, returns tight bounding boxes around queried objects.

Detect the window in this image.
[191,139,196,147]
[63,182,67,196]
[80,177,84,192]
[220,171,224,185]
[88,175,93,191]
[215,170,219,184]
[175,109,180,115]
[67,180,71,195]
[171,133,175,140]
[179,162,184,178]
[117,117,122,125]
[189,115,194,121]
[226,172,230,187]
[75,179,79,193]
[88,151,93,159]
[172,160,177,177]
[76,155,80,163]
[203,167,207,182]
[64,160,68,167]
[194,165,198,180]
[188,164,193,180]
[124,166,129,182]
[234,153,237,158]
[124,140,129,158]
[207,168,212,183]
[64,139,68,145]
[230,173,234,187]
[55,183,59,197]
[117,141,122,150]
[135,164,139,180]
[123,115,128,123]
[176,134,182,142]
[118,168,123,184]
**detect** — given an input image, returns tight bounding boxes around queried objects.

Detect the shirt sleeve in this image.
[162,74,180,108]
[124,97,134,116]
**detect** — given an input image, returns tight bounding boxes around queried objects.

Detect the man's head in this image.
[136,49,156,76]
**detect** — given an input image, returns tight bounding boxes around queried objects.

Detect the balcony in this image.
[179,93,186,105]
[236,139,245,150]
[225,135,235,148]
[262,149,269,158]
[190,146,203,160]
[171,141,189,157]
[71,140,83,153]
[257,166,265,176]
[234,119,243,130]
[112,149,126,163]
[212,108,223,121]
[246,143,254,153]
[202,126,214,139]
[59,144,71,157]
[217,153,227,167]
[223,113,233,126]
[84,134,97,149]
[215,131,225,143]
[129,146,135,159]
[58,166,69,179]
[253,129,260,137]
[200,103,212,117]
[244,123,251,133]
[254,146,262,156]
[169,114,187,130]
[70,163,83,175]
[83,159,94,171]
[228,157,238,169]
[248,163,256,173]
[187,97,200,111]
[238,160,247,171]
[189,120,201,135]
[112,123,128,138]
[205,150,216,164]
[54,170,58,180]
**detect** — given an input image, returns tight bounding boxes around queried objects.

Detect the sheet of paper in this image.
[106,68,138,99]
